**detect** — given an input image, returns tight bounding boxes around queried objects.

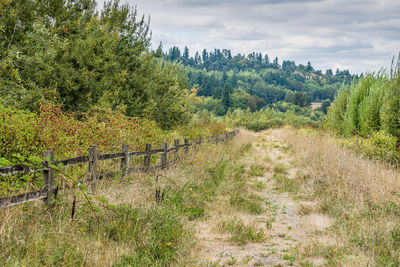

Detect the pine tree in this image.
[202,49,208,63]
[183,46,189,61]
[194,52,201,65]
[222,83,232,111]
[307,61,314,71]
[264,54,270,65]
[155,42,163,58]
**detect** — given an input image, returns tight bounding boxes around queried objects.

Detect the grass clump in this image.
[273,173,299,193]
[229,194,264,214]
[273,163,288,175]
[247,164,267,177]
[219,217,265,245]
[250,181,266,191]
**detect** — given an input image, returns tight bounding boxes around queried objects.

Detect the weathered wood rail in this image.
[0,129,239,208]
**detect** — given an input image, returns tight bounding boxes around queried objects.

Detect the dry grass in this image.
[275,128,400,204]
[272,127,400,266]
[0,130,254,266]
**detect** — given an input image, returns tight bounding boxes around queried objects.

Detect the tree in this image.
[155,42,163,58]
[202,49,208,63]
[183,46,189,61]
[319,100,331,114]
[264,54,270,65]
[307,61,314,71]
[222,83,233,111]
[272,57,280,69]
[222,71,228,83]
[194,52,201,64]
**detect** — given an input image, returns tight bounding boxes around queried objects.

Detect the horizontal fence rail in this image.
[0,129,239,208]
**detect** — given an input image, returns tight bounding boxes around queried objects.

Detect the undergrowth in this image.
[0,130,252,266]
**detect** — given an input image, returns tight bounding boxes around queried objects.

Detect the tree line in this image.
[0,0,191,129]
[161,45,358,115]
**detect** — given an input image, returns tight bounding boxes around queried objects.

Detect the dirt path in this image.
[196,130,334,266]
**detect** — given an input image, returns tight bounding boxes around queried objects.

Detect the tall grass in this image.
[0,130,253,266]
[276,128,400,265]
[326,56,400,164]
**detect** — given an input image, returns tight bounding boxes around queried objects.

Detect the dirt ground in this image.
[195,130,335,266]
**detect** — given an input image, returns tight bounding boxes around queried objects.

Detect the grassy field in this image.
[2,127,400,266]
[0,131,252,266]
[273,127,400,266]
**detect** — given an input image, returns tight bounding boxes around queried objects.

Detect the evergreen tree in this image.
[194,52,201,64]
[202,49,208,63]
[272,57,280,69]
[222,83,232,111]
[307,61,314,71]
[222,71,228,83]
[183,46,189,61]
[264,54,270,65]
[155,41,163,58]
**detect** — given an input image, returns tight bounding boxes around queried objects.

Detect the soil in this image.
[195,130,335,266]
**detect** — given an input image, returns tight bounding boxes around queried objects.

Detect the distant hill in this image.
[159,45,358,114]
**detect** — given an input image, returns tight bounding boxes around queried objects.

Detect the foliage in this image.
[326,56,400,164]
[0,0,191,129]
[161,46,357,114]
[0,123,252,266]
[219,103,323,132]
[0,105,43,159]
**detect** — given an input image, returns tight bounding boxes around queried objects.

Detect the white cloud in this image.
[97,0,400,74]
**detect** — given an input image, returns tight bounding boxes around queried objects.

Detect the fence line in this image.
[0,129,239,208]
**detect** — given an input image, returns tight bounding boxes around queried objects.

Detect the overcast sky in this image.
[97,0,400,74]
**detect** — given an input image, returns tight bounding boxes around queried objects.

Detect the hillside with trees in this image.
[161,45,358,115]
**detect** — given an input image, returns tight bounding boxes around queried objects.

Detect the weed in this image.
[219,217,265,245]
[273,174,299,193]
[248,164,267,177]
[230,194,263,214]
[250,181,266,191]
[273,164,288,175]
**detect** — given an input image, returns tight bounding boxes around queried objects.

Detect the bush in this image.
[0,105,43,159]
[326,57,400,164]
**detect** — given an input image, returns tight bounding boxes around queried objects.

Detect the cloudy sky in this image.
[98,0,400,74]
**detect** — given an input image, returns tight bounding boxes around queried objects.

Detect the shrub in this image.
[0,105,43,159]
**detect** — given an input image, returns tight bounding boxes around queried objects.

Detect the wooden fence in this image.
[0,129,239,208]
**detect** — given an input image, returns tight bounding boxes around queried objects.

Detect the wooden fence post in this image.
[120,144,129,177]
[161,142,167,169]
[215,135,219,145]
[174,139,180,161]
[144,143,152,172]
[184,139,189,155]
[192,137,197,151]
[43,150,54,204]
[88,145,98,193]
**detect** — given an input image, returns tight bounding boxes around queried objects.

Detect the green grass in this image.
[273,173,299,193]
[219,217,265,245]
[250,181,266,191]
[247,164,267,177]
[229,194,264,214]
